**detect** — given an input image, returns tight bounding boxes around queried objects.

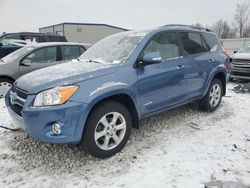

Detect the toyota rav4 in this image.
[5,25,231,158]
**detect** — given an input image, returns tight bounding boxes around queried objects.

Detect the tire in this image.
[199,79,223,112]
[82,101,132,158]
[0,78,13,98]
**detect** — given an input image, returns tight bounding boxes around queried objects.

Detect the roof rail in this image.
[163,24,211,32]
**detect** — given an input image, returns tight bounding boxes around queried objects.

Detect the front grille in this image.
[232,64,250,69]
[8,87,28,117]
[232,59,250,70]
[234,59,250,64]
[232,59,250,69]
[231,71,250,77]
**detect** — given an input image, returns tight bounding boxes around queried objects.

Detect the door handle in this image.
[176,65,185,70]
[208,59,214,63]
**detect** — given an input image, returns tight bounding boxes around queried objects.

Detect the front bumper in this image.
[5,91,89,144]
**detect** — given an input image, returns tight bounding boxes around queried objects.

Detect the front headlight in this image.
[33,85,78,107]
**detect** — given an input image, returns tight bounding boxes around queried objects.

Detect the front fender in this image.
[70,82,140,141]
[86,82,139,115]
[70,79,140,117]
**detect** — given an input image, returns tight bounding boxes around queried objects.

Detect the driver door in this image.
[136,31,186,116]
[19,46,59,76]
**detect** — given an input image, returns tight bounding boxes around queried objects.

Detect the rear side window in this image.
[180,32,208,55]
[143,32,180,61]
[61,46,82,60]
[202,33,218,52]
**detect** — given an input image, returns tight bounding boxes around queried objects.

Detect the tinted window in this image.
[202,33,218,52]
[180,32,208,55]
[143,32,180,60]
[61,46,81,60]
[25,47,57,63]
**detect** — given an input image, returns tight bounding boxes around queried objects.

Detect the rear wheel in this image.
[0,78,13,98]
[199,79,223,112]
[82,101,132,158]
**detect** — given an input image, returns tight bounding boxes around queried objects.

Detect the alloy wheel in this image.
[209,83,221,107]
[94,112,127,151]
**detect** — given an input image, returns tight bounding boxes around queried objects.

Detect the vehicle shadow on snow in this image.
[6,101,231,179]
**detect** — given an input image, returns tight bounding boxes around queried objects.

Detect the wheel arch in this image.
[0,75,15,83]
[213,71,227,96]
[203,70,227,98]
[86,91,140,130]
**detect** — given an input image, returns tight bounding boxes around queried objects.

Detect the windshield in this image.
[79,31,148,63]
[239,46,250,53]
[2,46,35,62]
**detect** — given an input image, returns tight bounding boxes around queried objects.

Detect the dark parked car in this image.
[5,25,231,158]
[0,42,91,97]
[0,32,67,59]
[231,46,250,80]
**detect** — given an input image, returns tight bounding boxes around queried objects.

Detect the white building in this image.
[39,22,128,44]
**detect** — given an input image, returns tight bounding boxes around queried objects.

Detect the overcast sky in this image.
[0,0,248,34]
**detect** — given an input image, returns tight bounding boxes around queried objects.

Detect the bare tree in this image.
[211,20,236,39]
[234,1,250,37]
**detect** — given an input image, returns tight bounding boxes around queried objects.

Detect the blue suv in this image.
[5,25,231,158]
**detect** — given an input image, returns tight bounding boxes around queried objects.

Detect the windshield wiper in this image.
[0,59,4,63]
[88,59,104,64]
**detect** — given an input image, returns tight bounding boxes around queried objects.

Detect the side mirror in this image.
[234,51,238,54]
[139,52,162,66]
[20,59,32,66]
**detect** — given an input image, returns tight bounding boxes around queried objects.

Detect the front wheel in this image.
[199,79,223,112]
[0,78,13,98]
[82,101,132,158]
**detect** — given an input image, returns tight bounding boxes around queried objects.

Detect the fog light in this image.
[52,123,61,135]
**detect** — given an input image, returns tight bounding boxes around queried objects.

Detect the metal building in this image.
[39,22,128,44]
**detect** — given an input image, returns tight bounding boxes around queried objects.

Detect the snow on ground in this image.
[0,83,250,188]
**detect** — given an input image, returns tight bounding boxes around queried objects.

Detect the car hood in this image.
[15,60,119,94]
[233,53,250,60]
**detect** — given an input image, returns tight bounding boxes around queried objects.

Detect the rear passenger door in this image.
[59,45,86,62]
[19,46,59,76]
[179,31,213,98]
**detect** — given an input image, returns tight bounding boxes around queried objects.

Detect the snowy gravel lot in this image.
[0,83,250,188]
